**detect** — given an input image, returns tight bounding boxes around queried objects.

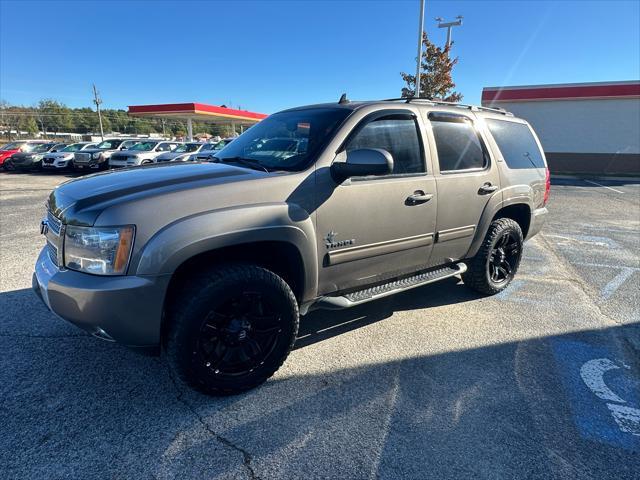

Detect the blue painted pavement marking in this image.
[551,338,640,451]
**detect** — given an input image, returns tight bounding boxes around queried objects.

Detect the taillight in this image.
[543,168,550,205]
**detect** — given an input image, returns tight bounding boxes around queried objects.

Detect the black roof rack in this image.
[380,97,513,116]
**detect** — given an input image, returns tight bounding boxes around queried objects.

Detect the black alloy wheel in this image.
[166,264,299,395]
[487,231,520,285]
[195,291,283,377]
[463,217,524,295]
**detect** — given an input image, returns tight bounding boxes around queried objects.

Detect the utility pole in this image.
[435,15,463,49]
[415,0,425,97]
[92,84,104,141]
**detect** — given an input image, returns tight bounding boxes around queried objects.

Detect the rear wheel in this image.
[165,264,299,395]
[463,218,523,295]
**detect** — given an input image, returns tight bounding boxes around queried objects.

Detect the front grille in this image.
[45,211,63,266]
[47,242,59,266]
[43,157,55,164]
[47,211,62,235]
[110,154,128,161]
[75,152,91,163]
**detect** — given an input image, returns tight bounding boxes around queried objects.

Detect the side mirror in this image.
[331,148,393,181]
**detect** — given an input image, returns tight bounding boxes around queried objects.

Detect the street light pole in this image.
[435,15,463,49]
[414,0,425,97]
[92,84,104,141]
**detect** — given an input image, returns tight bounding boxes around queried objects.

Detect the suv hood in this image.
[48,162,261,225]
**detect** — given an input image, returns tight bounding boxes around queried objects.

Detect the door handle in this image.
[478,182,498,194]
[406,190,434,205]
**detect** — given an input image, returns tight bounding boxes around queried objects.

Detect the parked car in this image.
[0,140,49,169]
[33,98,549,396]
[156,142,205,163]
[42,142,97,171]
[73,138,140,171]
[193,138,235,161]
[9,142,67,171]
[109,141,182,167]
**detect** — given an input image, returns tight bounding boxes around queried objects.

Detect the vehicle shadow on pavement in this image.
[1,286,639,479]
[296,277,483,349]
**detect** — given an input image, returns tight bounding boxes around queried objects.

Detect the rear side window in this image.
[347,114,424,175]
[429,113,487,172]
[486,119,545,169]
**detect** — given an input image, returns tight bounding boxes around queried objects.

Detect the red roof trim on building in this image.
[128,103,268,120]
[482,82,640,103]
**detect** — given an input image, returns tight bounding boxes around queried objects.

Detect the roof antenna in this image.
[338,93,349,104]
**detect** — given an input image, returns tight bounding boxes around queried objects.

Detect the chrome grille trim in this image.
[44,211,64,267]
[74,152,91,163]
[47,211,62,235]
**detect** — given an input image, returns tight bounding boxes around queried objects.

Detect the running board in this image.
[307,262,467,312]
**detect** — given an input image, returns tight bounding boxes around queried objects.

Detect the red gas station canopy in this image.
[127,103,268,125]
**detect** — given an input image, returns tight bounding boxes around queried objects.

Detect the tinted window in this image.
[346,115,424,175]
[430,113,487,172]
[486,119,545,169]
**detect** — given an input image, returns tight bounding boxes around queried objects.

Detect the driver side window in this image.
[346,114,425,176]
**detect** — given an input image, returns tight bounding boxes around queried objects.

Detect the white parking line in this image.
[583,179,625,194]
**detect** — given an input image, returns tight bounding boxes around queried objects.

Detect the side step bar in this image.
[306,262,467,313]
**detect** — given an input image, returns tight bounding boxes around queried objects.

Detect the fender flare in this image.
[465,189,534,258]
[134,203,318,301]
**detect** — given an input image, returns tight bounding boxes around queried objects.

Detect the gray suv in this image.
[33,98,549,395]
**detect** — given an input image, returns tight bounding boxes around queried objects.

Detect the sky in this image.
[1,0,639,114]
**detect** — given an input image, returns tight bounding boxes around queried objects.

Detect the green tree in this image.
[20,116,39,135]
[37,99,73,133]
[400,32,462,102]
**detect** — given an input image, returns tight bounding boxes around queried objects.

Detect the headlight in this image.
[33,154,44,160]
[64,225,135,275]
[92,152,102,160]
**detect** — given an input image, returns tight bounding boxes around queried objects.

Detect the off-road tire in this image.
[165,264,299,396]
[463,218,523,295]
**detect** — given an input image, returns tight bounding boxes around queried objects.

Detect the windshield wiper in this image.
[216,156,271,173]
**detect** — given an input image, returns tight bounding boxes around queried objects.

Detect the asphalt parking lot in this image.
[1,171,638,479]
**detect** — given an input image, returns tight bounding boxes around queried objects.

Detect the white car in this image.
[192,138,236,161]
[42,142,97,171]
[155,142,205,163]
[109,141,181,167]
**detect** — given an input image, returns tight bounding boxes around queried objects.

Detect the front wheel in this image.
[165,264,299,395]
[463,218,523,295]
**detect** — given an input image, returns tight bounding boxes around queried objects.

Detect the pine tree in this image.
[400,32,463,102]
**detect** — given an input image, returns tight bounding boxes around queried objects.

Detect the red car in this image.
[0,140,48,167]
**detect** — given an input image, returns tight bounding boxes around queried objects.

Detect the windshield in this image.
[1,142,23,151]
[200,143,217,152]
[174,143,202,153]
[215,108,350,171]
[129,141,158,151]
[96,140,122,149]
[29,144,53,153]
[61,143,84,152]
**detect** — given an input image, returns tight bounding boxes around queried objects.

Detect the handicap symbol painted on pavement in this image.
[580,358,640,436]
[551,339,640,450]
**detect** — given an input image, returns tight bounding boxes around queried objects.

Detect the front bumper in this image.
[526,206,548,240]
[33,247,170,347]
[13,158,38,170]
[42,159,70,169]
[74,158,105,170]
